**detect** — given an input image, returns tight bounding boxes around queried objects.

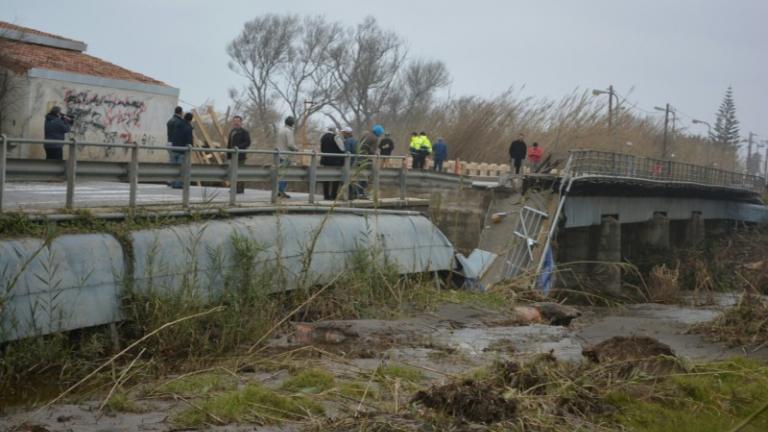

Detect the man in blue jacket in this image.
[433,137,448,172]
[43,106,72,160]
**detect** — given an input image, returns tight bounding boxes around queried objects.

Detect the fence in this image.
[568,150,766,193]
[0,136,470,212]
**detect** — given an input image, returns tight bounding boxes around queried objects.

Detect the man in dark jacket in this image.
[319,126,345,200]
[227,115,251,193]
[432,137,448,172]
[167,106,183,144]
[44,106,72,160]
[508,133,527,174]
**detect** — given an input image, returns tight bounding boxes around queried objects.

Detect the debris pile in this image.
[691,293,768,348]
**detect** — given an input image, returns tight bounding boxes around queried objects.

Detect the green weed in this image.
[105,392,145,413]
[172,384,323,427]
[154,372,234,396]
[375,364,424,383]
[281,369,335,394]
[609,359,768,432]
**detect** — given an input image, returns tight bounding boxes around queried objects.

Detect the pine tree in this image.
[710,86,740,151]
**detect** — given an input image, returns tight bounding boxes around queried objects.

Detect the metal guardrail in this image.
[569,150,766,193]
[0,136,466,212]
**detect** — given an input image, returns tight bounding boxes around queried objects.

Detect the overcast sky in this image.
[3,0,766,145]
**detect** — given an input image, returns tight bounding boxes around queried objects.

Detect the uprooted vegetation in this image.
[690,293,768,350]
[404,343,768,431]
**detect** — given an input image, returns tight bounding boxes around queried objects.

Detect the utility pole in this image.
[763,140,768,180]
[662,104,670,159]
[607,85,614,131]
[592,85,619,148]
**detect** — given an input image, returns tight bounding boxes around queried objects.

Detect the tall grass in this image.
[384,88,739,169]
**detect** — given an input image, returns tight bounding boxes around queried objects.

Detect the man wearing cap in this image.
[276,116,299,198]
[356,124,384,199]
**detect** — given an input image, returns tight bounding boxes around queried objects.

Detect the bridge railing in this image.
[569,150,765,193]
[0,136,466,212]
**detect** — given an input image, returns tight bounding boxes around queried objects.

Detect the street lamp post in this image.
[592,85,620,146]
[762,140,768,182]
[654,104,675,159]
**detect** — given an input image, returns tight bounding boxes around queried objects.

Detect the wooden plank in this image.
[207,105,228,144]
[191,109,223,165]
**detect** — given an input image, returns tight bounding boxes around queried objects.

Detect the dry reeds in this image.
[385,88,738,169]
[647,264,681,304]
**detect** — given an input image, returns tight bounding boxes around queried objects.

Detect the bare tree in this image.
[270,15,343,135]
[227,14,299,139]
[327,17,406,132]
[400,59,451,115]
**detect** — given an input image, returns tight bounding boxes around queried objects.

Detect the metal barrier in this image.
[569,149,765,193]
[0,135,466,212]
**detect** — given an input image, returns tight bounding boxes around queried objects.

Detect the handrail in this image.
[568,149,765,194]
[0,136,455,213]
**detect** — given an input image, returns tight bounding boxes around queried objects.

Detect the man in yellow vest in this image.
[418,131,432,170]
[409,132,421,169]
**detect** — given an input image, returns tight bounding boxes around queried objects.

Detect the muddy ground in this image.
[2,293,766,432]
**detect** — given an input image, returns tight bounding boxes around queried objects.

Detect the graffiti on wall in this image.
[61,89,155,156]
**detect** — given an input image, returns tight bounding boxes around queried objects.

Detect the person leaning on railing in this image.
[43,106,73,160]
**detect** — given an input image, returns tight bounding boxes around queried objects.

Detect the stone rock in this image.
[533,302,581,326]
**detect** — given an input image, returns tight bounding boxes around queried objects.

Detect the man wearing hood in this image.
[43,106,72,160]
[276,116,298,199]
[320,125,345,200]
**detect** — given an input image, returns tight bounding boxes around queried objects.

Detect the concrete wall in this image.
[0,212,454,342]
[0,67,32,140]
[5,69,178,162]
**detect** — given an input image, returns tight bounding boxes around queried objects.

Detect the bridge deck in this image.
[2,181,428,214]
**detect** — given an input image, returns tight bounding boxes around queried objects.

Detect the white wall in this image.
[14,74,178,162]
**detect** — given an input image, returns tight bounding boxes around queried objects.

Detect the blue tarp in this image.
[538,245,555,295]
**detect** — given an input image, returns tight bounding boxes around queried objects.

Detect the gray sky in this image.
[3,0,767,145]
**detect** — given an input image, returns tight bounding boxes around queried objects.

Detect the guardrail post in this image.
[399,157,407,201]
[65,138,77,209]
[182,145,192,208]
[308,150,317,204]
[229,148,239,206]
[270,150,280,204]
[128,142,139,208]
[372,154,380,205]
[342,152,351,203]
[0,135,6,213]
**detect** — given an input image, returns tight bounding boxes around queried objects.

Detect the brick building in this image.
[0,22,179,161]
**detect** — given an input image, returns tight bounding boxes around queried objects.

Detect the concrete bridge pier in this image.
[640,212,670,249]
[684,211,706,246]
[594,215,622,297]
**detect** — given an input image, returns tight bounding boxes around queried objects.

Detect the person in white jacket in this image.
[276,116,298,198]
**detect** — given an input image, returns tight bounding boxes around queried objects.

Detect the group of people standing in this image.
[166,106,252,193]
[508,133,544,174]
[318,124,393,200]
[409,132,448,171]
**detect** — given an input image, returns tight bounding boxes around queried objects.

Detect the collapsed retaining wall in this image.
[0,212,454,342]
